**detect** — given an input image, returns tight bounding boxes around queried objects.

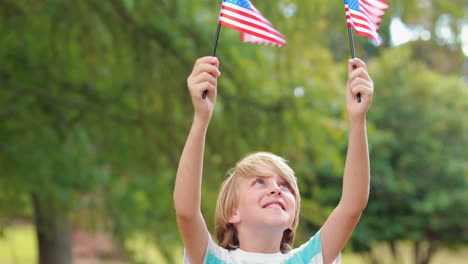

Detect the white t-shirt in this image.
[184,230,341,264]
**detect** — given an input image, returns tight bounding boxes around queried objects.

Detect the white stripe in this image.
[359,2,386,16]
[345,3,384,26]
[249,4,273,25]
[242,33,280,46]
[219,17,286,42]
[355,9,381,29]
[349,23,380,40]
[223,2,271,25]
[346,9,377,31]
[360,1,386,16]
[347,9,378,31]
[359,5,383,25]
[347,19,379,40]
[223,2,274,26]
[222,2,282,35]
[345,11,379,40]
[362,0,389,10]
[359,3,385,26]
[220,9,282,36]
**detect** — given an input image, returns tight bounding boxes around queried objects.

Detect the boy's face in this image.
[229,165,296,231]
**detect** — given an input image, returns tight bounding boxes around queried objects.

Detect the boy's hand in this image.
[346,58,374,123]
[187,56,221,122]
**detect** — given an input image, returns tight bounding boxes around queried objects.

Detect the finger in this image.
[194,56,219,67]
[348,58,367,73]
[193,56,219,73]
[211,56,219,68]
[192,82,216,98]
[349,77,373,91]
[187,64,219,87]
[192,71,217,85]
[351,85,373,98]
[349,67,372,83]
[192,63,221,79]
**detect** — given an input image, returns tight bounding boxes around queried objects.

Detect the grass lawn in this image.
[0,225,466,264]
[0,225,37,264]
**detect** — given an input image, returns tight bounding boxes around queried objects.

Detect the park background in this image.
[0,0,466,263]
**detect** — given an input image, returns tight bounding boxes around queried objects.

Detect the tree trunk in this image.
[414,240,439,264]
[389,240,401,263]
[421,240,438,264]
[364,251,380,264]
[32,193,72,264]
[414,241,421,264]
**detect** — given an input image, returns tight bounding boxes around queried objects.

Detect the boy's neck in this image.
[236,225,285,253]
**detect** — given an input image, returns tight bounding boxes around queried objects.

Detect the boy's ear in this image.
[228,210,241,224]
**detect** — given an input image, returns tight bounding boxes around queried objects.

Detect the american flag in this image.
[344,0,389,45]
[218,0,286,46]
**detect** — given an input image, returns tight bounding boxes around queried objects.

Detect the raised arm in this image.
[174,56,220,264]
[321,58,373,264]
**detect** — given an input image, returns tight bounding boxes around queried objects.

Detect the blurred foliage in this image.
[350,46,468,264]
[0,0,466,263]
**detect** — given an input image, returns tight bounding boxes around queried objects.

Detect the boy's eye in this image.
[254,179,265,185]
[280,182,290,189]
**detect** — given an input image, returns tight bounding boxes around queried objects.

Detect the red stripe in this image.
[348,11,374,24]
[348,23,378,40]
[360,5,384,19]
[347,17,375,32]
[346,14,376,31]
[345,7,369,21]
[347,23,379,43]
[221,5,275,28]
[346,17,379,37]
[349,12,377,31]
[361,0,388,11]
[221,5,271,27]
[220,13,283,39]
[376,0,390,6]
[354,29,379,42]
[345,7,379,29]
[348,20,379,36]
[359,5,383,25]
[361,0,389,9]
[219,21,286,46]
[241,34,277,45]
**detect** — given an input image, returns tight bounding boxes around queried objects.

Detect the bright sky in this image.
[279,3,468,57]
[390,17,468,57]
[461,25,468,56]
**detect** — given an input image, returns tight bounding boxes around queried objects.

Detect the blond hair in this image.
[215,152,301,253]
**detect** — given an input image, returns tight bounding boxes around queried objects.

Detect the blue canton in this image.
[346,0,360,11]
[224,0,252,9]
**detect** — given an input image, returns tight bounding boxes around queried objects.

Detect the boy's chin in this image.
[262,217,293,229]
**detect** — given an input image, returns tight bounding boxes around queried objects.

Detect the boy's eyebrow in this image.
[252,174,290,183]
[254,173,271,177]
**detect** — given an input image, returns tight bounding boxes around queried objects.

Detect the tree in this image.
[0,1,466,264]
[350,46,468,264]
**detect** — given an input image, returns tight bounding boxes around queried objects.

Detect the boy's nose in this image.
[270,186,282,195]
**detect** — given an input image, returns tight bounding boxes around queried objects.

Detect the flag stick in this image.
[212,23,221,57]
[202,16,223,99]
[347,26,361,103]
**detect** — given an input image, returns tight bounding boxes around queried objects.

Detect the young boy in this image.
[174,56,374,264]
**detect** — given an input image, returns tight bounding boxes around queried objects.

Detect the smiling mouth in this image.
[263,202,285,211]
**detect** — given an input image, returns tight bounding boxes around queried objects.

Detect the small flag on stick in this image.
[218,0,286,46]
[204,0,286,99]
[343,0,389,102]
[344,0,389,45]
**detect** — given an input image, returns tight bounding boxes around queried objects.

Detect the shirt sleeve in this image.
[287,230,341,264]
[183,234,230,264]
